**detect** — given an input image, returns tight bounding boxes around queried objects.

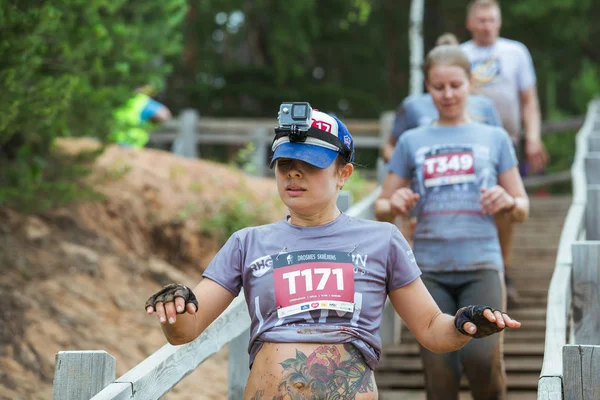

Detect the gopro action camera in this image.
[278,101,312,129]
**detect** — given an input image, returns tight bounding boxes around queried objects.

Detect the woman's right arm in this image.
[375,173,417,222]
[149,278,235,345]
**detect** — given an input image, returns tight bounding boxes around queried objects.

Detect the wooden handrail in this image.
[537,99,600,399]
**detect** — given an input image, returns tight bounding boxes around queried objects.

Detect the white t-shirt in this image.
[461,38,537,141]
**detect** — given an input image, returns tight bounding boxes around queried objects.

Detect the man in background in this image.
[462,0,549,307]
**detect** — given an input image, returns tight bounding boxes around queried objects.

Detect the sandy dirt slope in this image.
[0,141,286,400]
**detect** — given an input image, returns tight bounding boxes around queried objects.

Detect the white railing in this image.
[537,98,600,399]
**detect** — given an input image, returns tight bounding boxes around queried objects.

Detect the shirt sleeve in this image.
[140,99,165,122]
[386,224,422,292]
[387,134,413,179]
[483,98,503,127]
[390,101,410,141]
[202,233,243,296]
[516,43,536,91]
[496,128,519,174]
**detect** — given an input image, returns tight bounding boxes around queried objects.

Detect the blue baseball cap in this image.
[270,110,355,169]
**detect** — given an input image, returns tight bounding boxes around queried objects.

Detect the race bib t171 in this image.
[273,250,355,319]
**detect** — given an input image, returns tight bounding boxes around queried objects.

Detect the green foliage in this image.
[344,168,368,202]
[234,142,258,174]
[199,194,272,244]
[165,0,397,118]
[571,61,600,112]
[0,0,187,211]
[0,150,103,213]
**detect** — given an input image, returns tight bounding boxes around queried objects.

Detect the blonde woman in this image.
[376,46,529,400]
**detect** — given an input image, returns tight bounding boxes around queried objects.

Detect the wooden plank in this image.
[171,109,199,159]
[90,294,251,400]
[589,136,600,152]
[380,390,539,400]
[537,376,563,400]
[572,242,600,345]
[151,131,383,148]
[585,154,600,185]
[539,263,572,379]
[346,186,381,220]
[228,328,250,400]
[384,342,544,356]
[555,204,586,266]
[563,345,600,400]
[400,330,546,344]
[375,372,540,390]
[377,356,542,372]
[523,170,572,188]
[540,116,585,135]
[586,186,600,240]
[571,101,599,203]
[53,351,116,400]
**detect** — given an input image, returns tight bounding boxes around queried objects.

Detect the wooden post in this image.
[587,185,600,240]
[585,154,600,185]
[563,344,600,400]
[380,300,402,345]
[571,241,600,345]
[172,109,199,158]
[537,376,562,400]
[228,328,250,400]
[53,351,115,400]
[337,190,353,212]
[377,111,395,184]
[589,137,600,152]
[250,128,269,177]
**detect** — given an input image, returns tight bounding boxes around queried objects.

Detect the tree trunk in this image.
[409,0,425,96]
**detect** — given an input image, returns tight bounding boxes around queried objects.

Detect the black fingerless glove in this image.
[145,283,198,314]
[454,305,504,339]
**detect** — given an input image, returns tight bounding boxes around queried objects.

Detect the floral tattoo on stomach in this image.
[251,343,374,400]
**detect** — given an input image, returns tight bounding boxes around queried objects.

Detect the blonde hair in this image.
[423,45,471,81]
[435,33,459,47]
[467,0,500,16]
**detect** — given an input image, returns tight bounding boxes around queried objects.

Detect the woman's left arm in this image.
[388,278,521,354]
[480,166,529,223]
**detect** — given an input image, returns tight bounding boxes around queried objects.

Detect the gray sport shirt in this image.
[388,122,517,272]
[202,213,421,369]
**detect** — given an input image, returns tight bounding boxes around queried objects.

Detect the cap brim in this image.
[270,142,338,169]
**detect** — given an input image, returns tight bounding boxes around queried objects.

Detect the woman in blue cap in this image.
[145,105,520,399]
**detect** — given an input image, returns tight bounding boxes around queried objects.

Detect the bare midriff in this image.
[244,342,378,400]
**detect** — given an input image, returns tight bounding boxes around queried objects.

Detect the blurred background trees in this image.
[0,0,598,209]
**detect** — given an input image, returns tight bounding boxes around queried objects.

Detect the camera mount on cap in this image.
[273,102,353,162]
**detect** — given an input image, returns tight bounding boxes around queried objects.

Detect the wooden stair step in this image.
[377,356,542,372]
[375,372,540,390]
[399,330,546,344]
[383,342,544,357]
[379,390,538,400]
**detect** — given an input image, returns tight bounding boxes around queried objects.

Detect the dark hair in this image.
[422,45,471,81]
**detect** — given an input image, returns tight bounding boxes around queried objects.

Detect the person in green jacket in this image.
[111,88,172,148]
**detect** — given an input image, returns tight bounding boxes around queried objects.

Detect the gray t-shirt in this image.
[202,213,421,370]
[461,38,537,141]
[388,122,517,272]
[391,93,502,141]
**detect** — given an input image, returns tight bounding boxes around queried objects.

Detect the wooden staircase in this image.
[375,196,572,400]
